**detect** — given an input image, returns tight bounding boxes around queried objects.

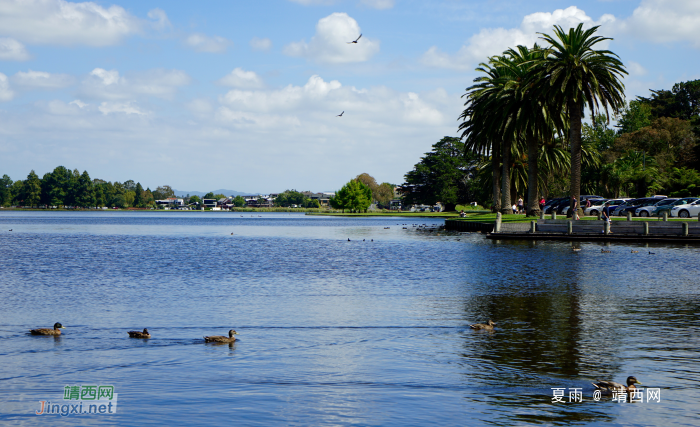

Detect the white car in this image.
[582,199,607,216]
[670,199,700,218]
[635,198,677,217]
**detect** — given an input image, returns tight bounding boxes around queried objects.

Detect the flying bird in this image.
[347,34,362,44]
[336,111,344,117]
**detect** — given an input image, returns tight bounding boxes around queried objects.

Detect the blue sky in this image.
[1,0,699,193]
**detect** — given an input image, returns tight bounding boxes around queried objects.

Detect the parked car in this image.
[561,196,605,216]
[670,199,700,218]
[587,198,629,217]
[636,198,678,217]
[652,197,698,217]
[582,199,607,216]
[543,198,566,214]
[555,198,575,214]
[613,196,666,216]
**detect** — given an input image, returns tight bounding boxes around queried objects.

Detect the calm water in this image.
[1,211,699,426]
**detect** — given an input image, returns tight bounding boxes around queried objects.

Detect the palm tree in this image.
[538,24,627,217]
[461,57,519,214]
[460,62,500,211]
[494,45,563,216]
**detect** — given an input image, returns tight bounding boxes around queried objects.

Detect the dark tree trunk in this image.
[526,132,540,217]
[569,100,582,219]
[492,140,501,212]
[500,139,511,215]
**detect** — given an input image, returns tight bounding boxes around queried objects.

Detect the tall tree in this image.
[401,137,478,212]
[460,58,514,212]
[75,171,95,207]
[539,24,627,217]
[495,45,562,216]
[355,173,379,200]
[25,170,42,207]
[0,174,13,207]
[134,182,145,207]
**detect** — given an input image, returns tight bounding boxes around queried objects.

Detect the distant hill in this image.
[173,189,255,198]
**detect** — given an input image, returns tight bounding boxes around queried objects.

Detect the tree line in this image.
[0,166,179,208]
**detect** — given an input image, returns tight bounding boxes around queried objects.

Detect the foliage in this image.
[329,180,372,212]
[232,195,246,207]
[616,100,652,135]
[0,174,13,206]
[149,185,174,201]
[374,182,395,208]
[401,137,479,211]
[538,23,627,215]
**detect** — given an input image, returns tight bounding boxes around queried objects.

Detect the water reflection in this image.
[1,214,699,425]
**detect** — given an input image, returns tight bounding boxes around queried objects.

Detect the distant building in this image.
[156,198,185,208]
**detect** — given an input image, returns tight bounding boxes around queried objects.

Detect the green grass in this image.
[307,211,465,217]
[449,213,699,223]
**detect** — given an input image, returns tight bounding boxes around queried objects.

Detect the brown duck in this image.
[128,328,151,339]
[204,329,239,343]
[30,322,65,336]
[469,320,495,331]
[592,376,642,394]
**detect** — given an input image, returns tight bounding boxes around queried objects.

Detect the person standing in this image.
[539,197,545,211]
[602,201,612,232]
[517,197,524,214]
[571,196,579,220]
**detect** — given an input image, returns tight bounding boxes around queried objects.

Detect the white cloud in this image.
[0,72,460,193]
[98,101,147,115]
[620,0,700,47]
[217,74,444,126]
[421,6,615,70]
[627,61,647,76]
[42,99,91,115]
[360,0,394,10]
[250,37,272,52]
[12,70,75,88]
[147,8,171,31]
[284,13,379,64]
[0,37,30,61]
[0,73,14,101]
[0,0,146,46]
[81,68,191,100]
[185,33,230,53]
[216,68,265,89]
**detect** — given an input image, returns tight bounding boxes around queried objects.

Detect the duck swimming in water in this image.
[469,320,495,331]
[204,329,239,343]
[128,328,151,338]
[592,376,642,394]
[30,322,65,336]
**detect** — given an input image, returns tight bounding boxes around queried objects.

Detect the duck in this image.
[469,320,495,331]
[30,322,65,336]
[127,328,151,339]
[631,250,639,253]
[601,249,612,253]
[592,376,642,394]
[204,329,239,343]
[572,248,581,252]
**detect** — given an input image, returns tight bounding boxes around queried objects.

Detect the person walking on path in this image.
[539,197,545,211]
[517,197,524,214]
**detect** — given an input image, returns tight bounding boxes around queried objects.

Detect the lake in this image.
[1,211,699,426]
